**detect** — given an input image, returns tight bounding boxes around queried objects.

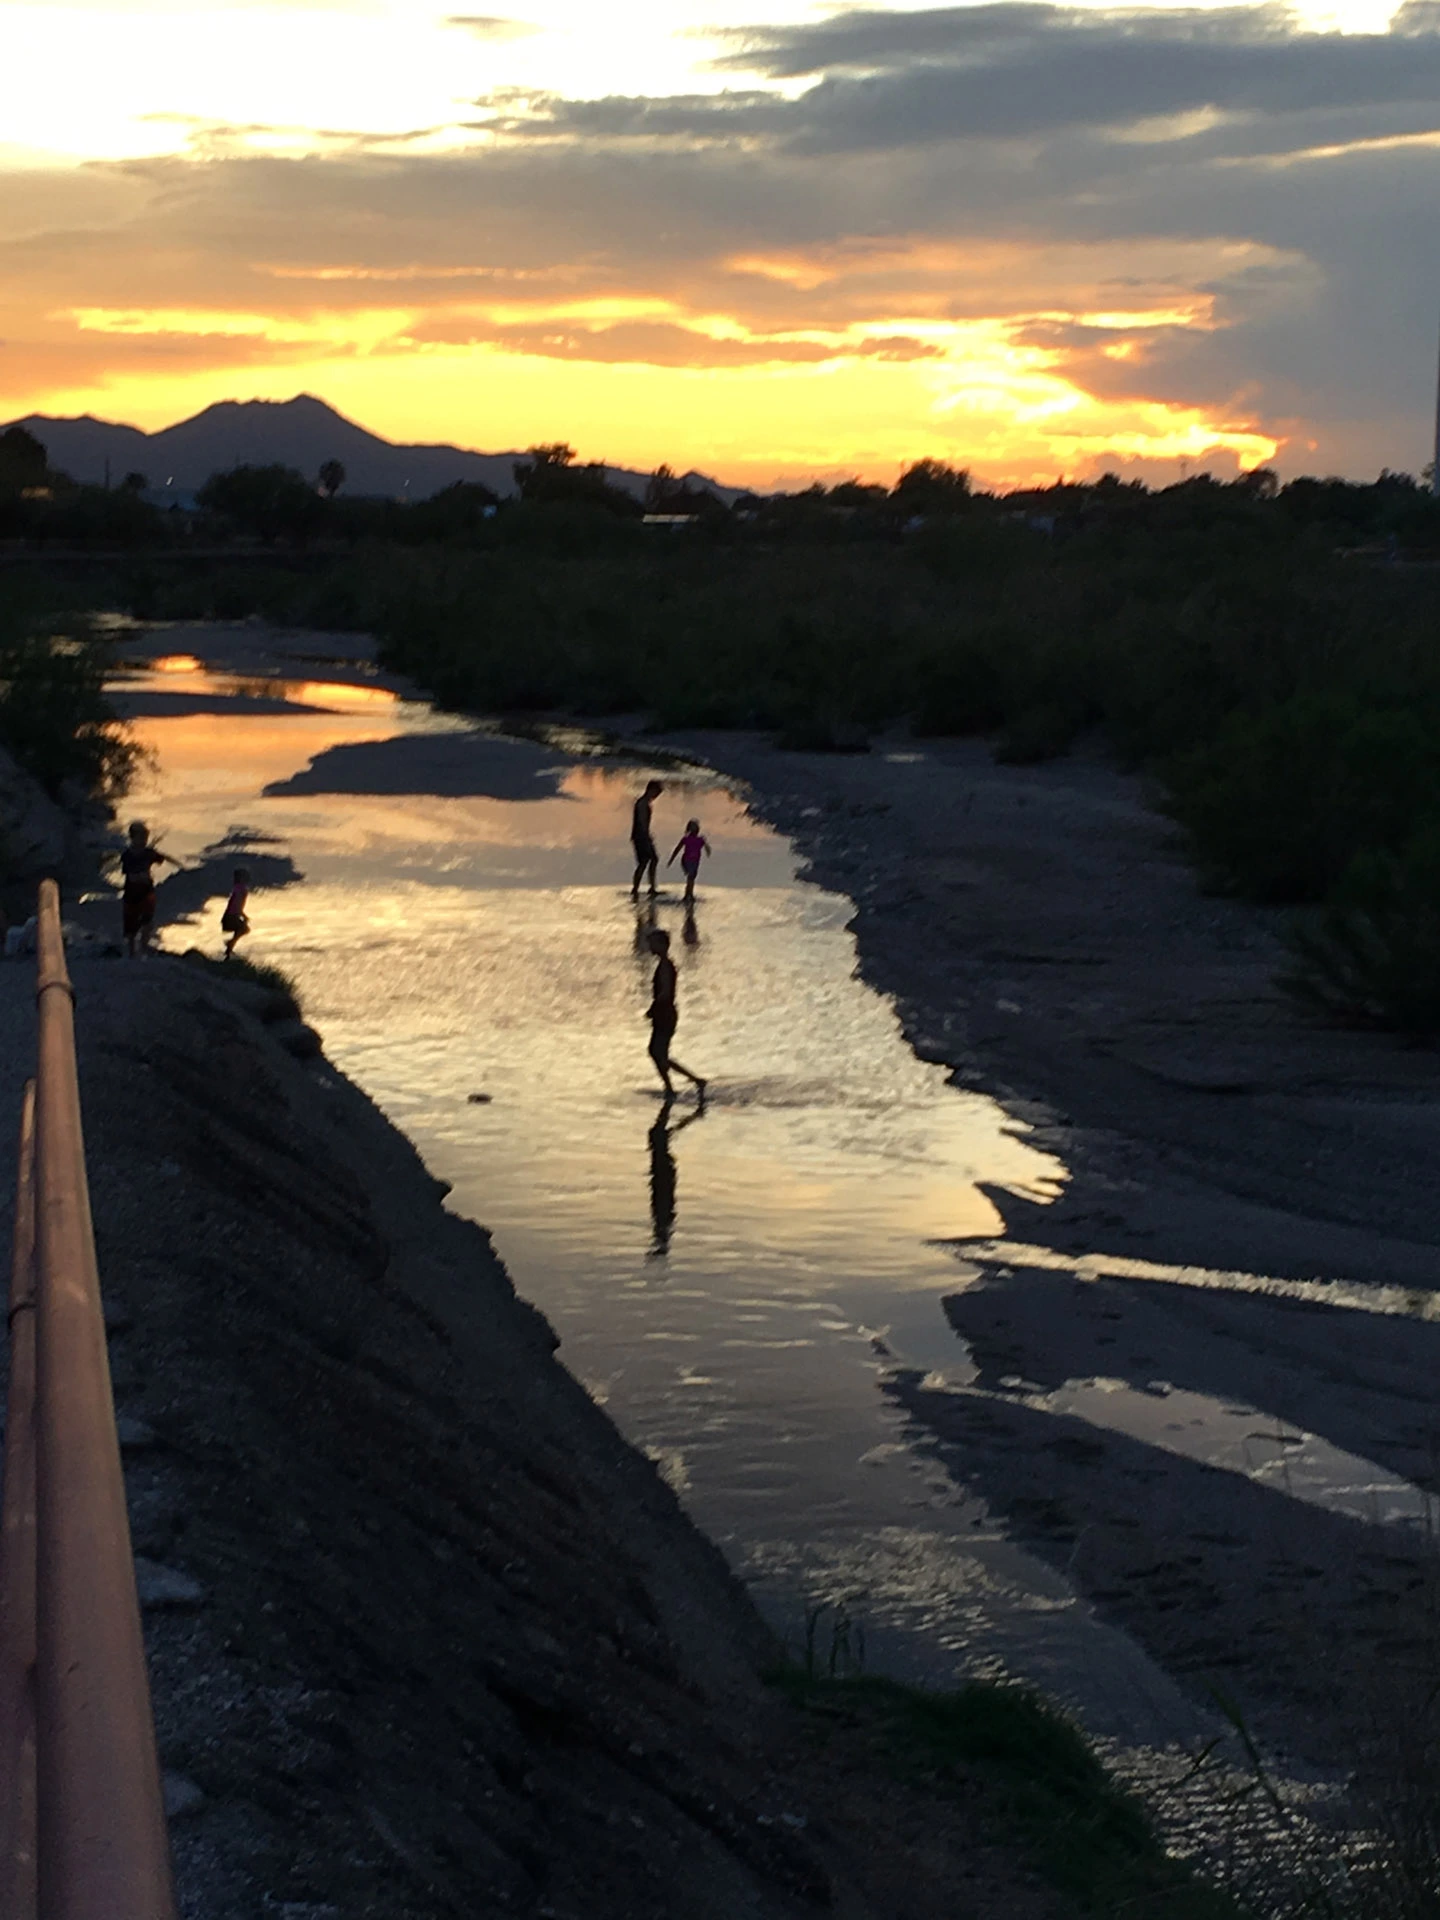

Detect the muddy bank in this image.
[663,729,1440,1772]
[22,950,1061,1920]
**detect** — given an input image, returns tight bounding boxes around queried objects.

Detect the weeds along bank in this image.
[0,582,135,805]
[81,475,1440,1031]
[0,587,134,919]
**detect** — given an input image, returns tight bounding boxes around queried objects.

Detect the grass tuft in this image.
[771,1667,1245,1918]
[179,947,303,1019]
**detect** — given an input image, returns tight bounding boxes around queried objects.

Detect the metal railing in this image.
[0,880,177,1919]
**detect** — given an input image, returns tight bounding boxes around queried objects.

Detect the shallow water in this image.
[108,646,1433,1749]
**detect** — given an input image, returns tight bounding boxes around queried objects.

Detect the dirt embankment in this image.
[670,729,1440,1773]
[28,953,1060,1920]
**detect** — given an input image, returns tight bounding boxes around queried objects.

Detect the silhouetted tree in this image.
[0,426,48,494]
[318,459,346,499]
[643,464,725,518]
[643,464,679,511]
[120,471,148,494]
[512,443,576,498]
[197,465,321,541]
[512,443,639,515]
[827,480,889,511]
[893,458,973,515]
[402,480,499,541]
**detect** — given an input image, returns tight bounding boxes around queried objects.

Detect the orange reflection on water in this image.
[118,664,400,711]
[124,706,407,808]
[278,679,399,711]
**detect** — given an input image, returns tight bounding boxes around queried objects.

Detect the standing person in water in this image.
[667,818,711,906]
[630,779,663,900]
[221,867,252,958]
[119,820,179,957]
[645,928,705,1100]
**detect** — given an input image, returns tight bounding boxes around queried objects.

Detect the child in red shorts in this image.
[120,821,178,956]
[221,867,251,958]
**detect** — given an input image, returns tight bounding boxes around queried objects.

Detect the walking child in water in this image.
[645,928,705,1101]
[667,819,710,905]
[119,821,179,957]
[631,780,663,900]
[221,867,251,958]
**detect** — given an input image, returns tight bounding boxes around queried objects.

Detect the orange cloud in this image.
[0,102,1363,487]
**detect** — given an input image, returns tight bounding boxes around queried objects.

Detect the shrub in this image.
[0,607,135,796]
[1161,697,1440,903]
[1281,826,1440,1032]
[179,948,303,1019]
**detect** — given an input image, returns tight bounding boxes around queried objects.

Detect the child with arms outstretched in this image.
[667,819,710,905]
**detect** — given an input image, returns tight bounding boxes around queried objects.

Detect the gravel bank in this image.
[660,728,1440,1774]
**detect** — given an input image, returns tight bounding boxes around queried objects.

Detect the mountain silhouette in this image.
[4,394,736,504]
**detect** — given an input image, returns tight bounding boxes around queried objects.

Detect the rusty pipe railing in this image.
[0,1079,38,1916]
[0,880,177,1920]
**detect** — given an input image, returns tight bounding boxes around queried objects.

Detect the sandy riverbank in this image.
[659,727,1440,1775]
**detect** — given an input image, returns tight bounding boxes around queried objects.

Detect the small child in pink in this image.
[667,819,710,904]
[221,867,251,957]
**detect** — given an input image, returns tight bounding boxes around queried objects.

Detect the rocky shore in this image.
[1,948,1063,1920]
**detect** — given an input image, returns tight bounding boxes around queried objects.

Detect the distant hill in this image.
[4,394,738,506]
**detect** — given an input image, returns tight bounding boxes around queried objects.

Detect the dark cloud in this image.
[711,3,1297,78]
[503,4,1440,152]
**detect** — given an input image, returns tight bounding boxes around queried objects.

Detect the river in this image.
[105,625,1234,1753]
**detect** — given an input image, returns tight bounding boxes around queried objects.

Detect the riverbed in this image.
[103,621,1440,1781]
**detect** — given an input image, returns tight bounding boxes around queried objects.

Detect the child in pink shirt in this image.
[667,819,711,905]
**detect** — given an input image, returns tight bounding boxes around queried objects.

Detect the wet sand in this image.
[661,728,1440,1771]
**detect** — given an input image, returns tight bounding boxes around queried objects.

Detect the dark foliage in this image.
[0,588,135,796]
[197,464,324,542]
[31,448,1440,1031]
[773,1670,1241,1918]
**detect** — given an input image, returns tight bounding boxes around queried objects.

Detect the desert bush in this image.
[0,594,135,796]
[1281,827,1440,1032]
[1162,697,1440,903]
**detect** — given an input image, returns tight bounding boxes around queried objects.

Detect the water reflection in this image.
[648,1098,704,1260]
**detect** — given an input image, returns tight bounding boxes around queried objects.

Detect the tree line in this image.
[10,417,1440,1030]
[7,419,1440,554]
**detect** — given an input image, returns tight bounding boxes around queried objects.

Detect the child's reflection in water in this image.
[632,899,658,955]
[648,1097,704,1259]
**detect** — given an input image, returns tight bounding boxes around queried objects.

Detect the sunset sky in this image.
[4,0,1439,489]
